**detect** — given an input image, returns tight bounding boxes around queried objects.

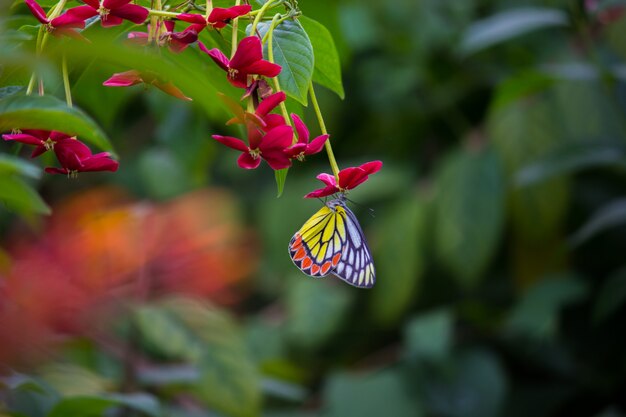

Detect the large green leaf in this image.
[134,298,260,417]
[369,195,427,325]
[286,278,353,352]
[255,19,314,105]
[459,7,568,55]
[0,176,50,215]
[299,16,344,99]
[0,95,112,152]
[47,393,161,417]
[434,147,505,288]
[275,167,288,197]
[0,154,41,179]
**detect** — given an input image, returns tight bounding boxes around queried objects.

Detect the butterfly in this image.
[288,195,375,288]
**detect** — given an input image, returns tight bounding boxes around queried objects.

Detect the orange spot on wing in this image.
[294,247,306,261]
[311,264,320,275]
[332,253,341,267]
[321,261,332,275]
[302,257,313,269]
[291,235,302,250]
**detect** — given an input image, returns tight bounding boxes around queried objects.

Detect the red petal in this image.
[304,185,338,199]
[208,5,251,24]
[305,134,329,155]
[283,143,306,158]
[247,124,263,149]
[316,173,337,187]
[51,12,86,28]
[259,125,293,151]
[243,59,281,78]
[54,139,92,169]
[212,135,249,152]
[103,70,143,86]
[256,91,285,117]
[82,0,99,8]
[65,5,98,20]
[200,42,229,71]
[31,146,48,158]
[263,114,286,130]
[262,150,292,170]
[101,14,124,27]
[2,133,44,146]
[230,36,263,70]
[79,154,119,172]
[171,28,197,44]
[103,0,131,10]
[360,160,383,175]
[163,20,175,32]
[338,167,368,190]
[290,113,309,144]
[50,131,72,141]
[177,13,207,25]
[237,152,261,169]
[111,4,148,24]
[24,0,49,24]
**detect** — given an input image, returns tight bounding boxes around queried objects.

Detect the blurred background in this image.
[2,0,626,416]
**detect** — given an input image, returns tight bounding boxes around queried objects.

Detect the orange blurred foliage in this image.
[0,187,257,365]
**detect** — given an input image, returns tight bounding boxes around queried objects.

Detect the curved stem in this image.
[250,0,278,36]
[204,0,212,19]
[266,13,291,131]
[230,0,241,58]
[309,82,340,180]
[62,54,72,107]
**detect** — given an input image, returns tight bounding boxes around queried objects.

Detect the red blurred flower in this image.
[178,5,251,32]
[585,0,625,23]
[127,21,198,53]
[66,0,148,27]
[103,69,191,101]
[283,114,329,161]
[304,161,383,198]
[24,0,86,39]
[220,91,286,130]
[2,129,73,157]
[44,139,119,177]
[200,36,281,88]
[212,124,293,170]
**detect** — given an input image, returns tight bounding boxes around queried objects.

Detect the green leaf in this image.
[255,19,314,105]
[134,298,260,417]
[404,309,453,362]
[0,95,113,153]
[570,198,626,247]
[275,168,288,197]
[39,364,109,397]
[299,16,344,99]
[47,393,161,417]
[434,147,505,288]
[369,195,427,325]
[0,154,41,179]
[323,369,424,417]
[516,141,626,187]
[506,275,587,340]
[286,278,353,351]
[593,266,626,323]
[0,176,50,215]
[459,7,568,55]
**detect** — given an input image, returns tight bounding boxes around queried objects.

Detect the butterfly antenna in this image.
[344,196,376,218]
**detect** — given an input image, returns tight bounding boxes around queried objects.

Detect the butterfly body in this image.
[289,196,375,288]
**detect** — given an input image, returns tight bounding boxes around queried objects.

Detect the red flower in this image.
[127,21,198,53]
[212,124,293,170]
[178,5,251,32]
[66,0,148,28]
[2,129,73,157]
[304,161,383,198]
[220,91,286,130]
[199,36,281,88]
[24,0,86,39]
[283,114,329,161]
[103,70,191,101]
[45,139,119,177]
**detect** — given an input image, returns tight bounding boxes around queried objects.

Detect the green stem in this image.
[250,0,279,36]
[62,54,72,107]
[204,0,212,19]
[147,9,179,17]
[266,13,291,129]
[309,82,340,180]
[230,0,241,58]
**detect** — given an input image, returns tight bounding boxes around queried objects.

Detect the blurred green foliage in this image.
[2,0,626,416]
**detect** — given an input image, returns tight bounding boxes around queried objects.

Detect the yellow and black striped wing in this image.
[289,205,346,277]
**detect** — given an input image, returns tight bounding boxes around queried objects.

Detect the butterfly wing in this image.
[331,202,376,288]
[289,204,346,277]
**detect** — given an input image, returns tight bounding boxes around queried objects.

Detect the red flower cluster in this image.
[305,161,383,198]
[2,130,118,177]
